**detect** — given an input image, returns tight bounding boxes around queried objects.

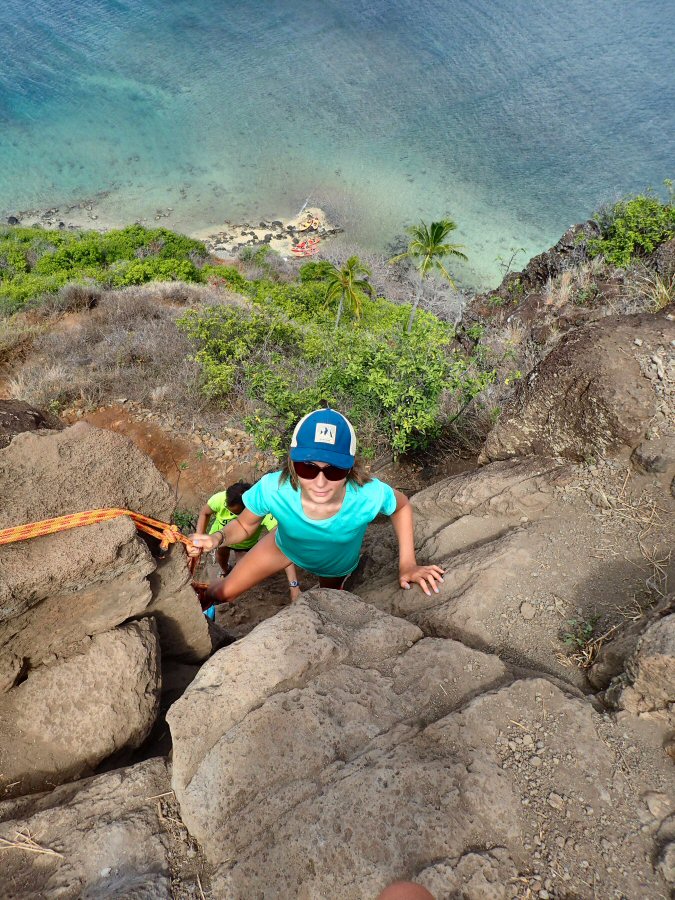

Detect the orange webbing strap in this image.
[0,507,211,599]
[0,507,192,551]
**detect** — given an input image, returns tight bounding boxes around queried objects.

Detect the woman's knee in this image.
[205,571,240,606]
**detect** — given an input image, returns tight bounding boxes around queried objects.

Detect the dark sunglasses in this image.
[294,461,351,482]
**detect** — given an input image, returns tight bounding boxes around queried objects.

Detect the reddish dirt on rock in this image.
[67,405,258,512]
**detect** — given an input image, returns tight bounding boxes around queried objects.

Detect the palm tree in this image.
[389,219,467,331]
[324,256,374,330]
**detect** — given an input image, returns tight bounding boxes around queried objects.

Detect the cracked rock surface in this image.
[0,757,207,900]
[168,590,674,899]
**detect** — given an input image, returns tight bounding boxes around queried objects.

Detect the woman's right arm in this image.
[188,508,264,556]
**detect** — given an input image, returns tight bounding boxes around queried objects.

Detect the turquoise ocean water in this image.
[0,0,673,287]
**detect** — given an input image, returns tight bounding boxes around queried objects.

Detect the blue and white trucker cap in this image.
[289,408,356,469]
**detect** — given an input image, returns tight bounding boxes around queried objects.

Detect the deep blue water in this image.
[0,0,673,286]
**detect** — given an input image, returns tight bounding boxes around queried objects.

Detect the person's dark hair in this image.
[225,481,252,509]
[279,455,371,490]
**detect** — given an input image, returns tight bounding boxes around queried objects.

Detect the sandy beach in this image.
[193,206,341,260]
[5,198,341,262]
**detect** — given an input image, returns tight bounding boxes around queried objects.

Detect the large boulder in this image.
[359,458,578,684]
[168,589,434,799]
[0,619,160,798]
[0,399,63,450]
[588,593,674,691]
[481,311,674,463]
[0,421,175,526]
[604,613,675,732]
[0,422,211,799]
[145,549,213,662]
[355,456,569,583]
[357,454,675,693]
[0,757,204,899]
[167,591,671,899]
[0,422,211,667]
[1,515,155,671]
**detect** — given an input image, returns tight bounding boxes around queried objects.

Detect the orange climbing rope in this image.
[0,508,209,599]
[0,508,191,550]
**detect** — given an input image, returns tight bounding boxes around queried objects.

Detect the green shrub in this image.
[250,279,333,324]
[0,225,69,250]
[0,272,70,314]
[0,245,30,277]
[90,225,205,263]
[178,291,491,458]
[588,188,675,267]
[34,239,107,274]
[201,264,248,291]
[0,224,208,312]
[108,257,202,287]
[173,508,197,534]
[298,260,335,282]
[239,245,272,265]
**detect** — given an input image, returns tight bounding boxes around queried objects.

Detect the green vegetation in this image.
[562,616,600,669]
[1,221,495,460]
[389,219,467,282]
[0,224,207,314]
[173,508,197,534]
[323,256,374,328]
[389,219,467,331]
[563,617,598,650]
[573,282,600,305]
[588,184,675,267]
[298,260,335,283]
[178,264,493,459]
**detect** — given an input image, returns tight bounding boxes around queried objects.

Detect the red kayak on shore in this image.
[291,237,320,257]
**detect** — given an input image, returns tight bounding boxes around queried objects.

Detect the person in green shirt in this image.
[196,481,300,619]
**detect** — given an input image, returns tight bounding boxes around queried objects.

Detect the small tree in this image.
[390,219,467,332]
[324,255,374,329]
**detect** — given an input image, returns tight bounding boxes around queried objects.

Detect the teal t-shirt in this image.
[242,472,397,577]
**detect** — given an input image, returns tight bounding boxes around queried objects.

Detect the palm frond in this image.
[388,251,410,265]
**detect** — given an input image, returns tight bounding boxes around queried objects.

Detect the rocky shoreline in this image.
[195,205,343,259]
[5,198,343,260]
[6,192,114,230]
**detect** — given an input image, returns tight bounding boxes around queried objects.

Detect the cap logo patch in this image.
[314,423,336,444]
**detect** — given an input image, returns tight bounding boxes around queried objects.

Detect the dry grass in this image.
[0,829,63,857]
[588,254,608,277]
[501,320,526,347]
[40,281,103,314]
[635,271,675,312]
[6,283,232,416]
[557,573,670,670]
[479,319,528,366]
[440,382,503,454]
[605,261,675,315]
[542,260,614,311]
[544,270,573,308]
[0,317,45,370]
